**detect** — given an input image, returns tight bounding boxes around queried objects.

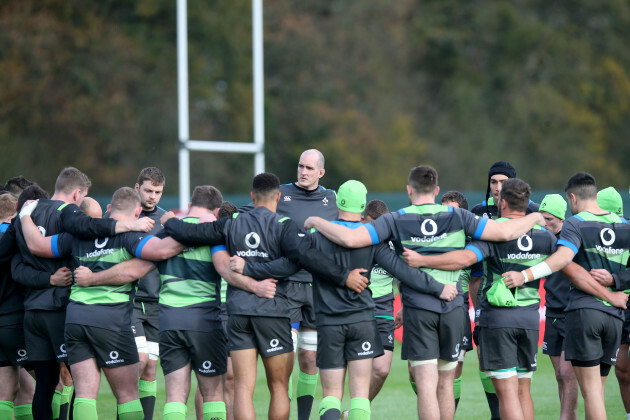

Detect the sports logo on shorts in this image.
[60,344,66,354]
[542,341,548,351]
[106,350,124,365]
[517,235,533,252]
[612,348,620,363]
[245,233,261,249]
[16,349,28,363]
[387,334,393,344]
[199,360,216,374]
[266,338,283,353]
[531,353,537,368]
[95,238,109,249]
[462,336,469,346]
[358,341,374,356]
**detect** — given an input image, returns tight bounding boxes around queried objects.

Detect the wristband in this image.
[521,261,552,282]
[19,200,38,219]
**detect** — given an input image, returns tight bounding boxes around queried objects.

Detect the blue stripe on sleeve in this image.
[465,244,483,263]
[0,224,8,233]
[51,235,60,258]
[397,209,406,215]
[472,218,488,240]
[135,235,155,258]
[557,239,578,256]
[447,206,454,212]
[211,245,227,255]
[573,215,584,222]
[365,224,380,245]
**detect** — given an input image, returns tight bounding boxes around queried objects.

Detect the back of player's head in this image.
[218,201,238,219]
[0,194,17,221]
[190,185,223,211]
[441,191,468,210]
[137,167,165,187]
[17,185,49,212]
[564,172,597,201]
[300,149,325,169]
[252,173,280,200]
[79,197,103,218]
[5,176,34,197]
[408,166,438,195]
[499,178,531,213]
[364,199,389,220]
[55,167,91,195]
[110,187,141,215]
[597,187,623,217]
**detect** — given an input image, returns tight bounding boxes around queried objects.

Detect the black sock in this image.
[32,360,61,420]
[140,396,155,420]
[320,408,341,420]
[297,395,314,420]
[485,391,501,420]
[455,398,460,410]
[68,391,75,420]
[59,402,68,420]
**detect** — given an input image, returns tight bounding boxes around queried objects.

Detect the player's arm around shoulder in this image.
[479,211,545,242]
[74,259,155,287]
[303,216,373,248]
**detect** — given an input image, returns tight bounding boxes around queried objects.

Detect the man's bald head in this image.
[80,196,103,218]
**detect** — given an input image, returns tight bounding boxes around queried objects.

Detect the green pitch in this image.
[95,346,626,418]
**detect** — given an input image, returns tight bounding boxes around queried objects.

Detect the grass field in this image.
[95,345,627,419]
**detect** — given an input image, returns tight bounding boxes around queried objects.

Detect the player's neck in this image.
[254,200,277,212]
[187,206,213,218]
[410,194,435,206]
[499,209,525,219]
[51,192,73,204]
[576,199,605,215]
[337,210,361,222]
[109,213,136,222]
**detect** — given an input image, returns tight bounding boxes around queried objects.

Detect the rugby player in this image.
[502,172,630,420]
[538,194,578,420]
[0,168,153,419]
[304,165,545,420]
[163,173,367,420]
[132,167,172,419]
[19,187,183,420]
[404,179,557,420]
[592,186,630,419]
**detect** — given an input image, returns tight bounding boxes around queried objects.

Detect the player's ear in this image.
[213,207,220,218]
[406,184,413,198]
[250,191,256,204]
[134,183,140,192]
[135,206,142,218]
[434,186,440,197]
[319,168,325,178]
[106,204,111,213]
[275,191,281,203]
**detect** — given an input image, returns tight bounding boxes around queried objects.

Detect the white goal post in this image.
[177,0,265,210]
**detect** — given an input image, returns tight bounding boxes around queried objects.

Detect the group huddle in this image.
[0,150,629,420]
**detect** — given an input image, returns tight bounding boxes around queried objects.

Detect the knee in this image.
[372,362,390,381]
[298,348,316,369]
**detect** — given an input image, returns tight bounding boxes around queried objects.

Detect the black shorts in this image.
[462,308,473,351]
[219,302,228,322]
[564,309,622,365]
[0,325,29,367]
[159,329,228,377]
[65,324,139,368]
[227,315,292,357]
[24,310,67,362]
[285,281,316,329]
[543,316,566,356]
[622,308,630,344]
[478,327,538,372]
[132,301,159,342]
[375,317,395,352]
[401,306,465,362]
[317,321,384,369]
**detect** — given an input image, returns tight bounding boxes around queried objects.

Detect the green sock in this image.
[288,373,293,399]
[138,379,156,420]
[297,371,318,420]
[203,401,226,420]
[479,371,496,394]
[409,379,417,395]
[52,390,62,419]
[349,397,370,420]
[74,398,98,420]
[13,404,33,420]
[0,401,13,420]
[454,375,462,409]
[318,396,341,420]
[163,401,187,420]
[118,399,144,420]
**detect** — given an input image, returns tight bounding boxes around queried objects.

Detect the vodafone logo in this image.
[245,232,261,249]
[362,342,371,352]
[270,339,279,348]
[421,220,438,236]
[517,235,533,252]
[202,361,212,370]
[95,238,109,249]
[600,228,615,246]
[17,349,27,357]
[110,351,119,360]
